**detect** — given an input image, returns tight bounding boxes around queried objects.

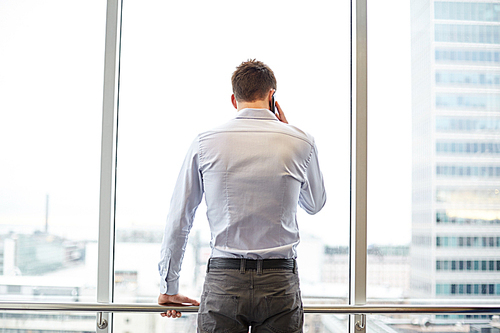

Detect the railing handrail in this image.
[1,302,500,314]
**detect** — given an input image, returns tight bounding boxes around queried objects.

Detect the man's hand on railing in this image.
[158,293,200,318]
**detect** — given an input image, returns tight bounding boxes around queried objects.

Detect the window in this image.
[435,24,500,44]
[435,71,500,87]
[436,94,500,110]
[114,0,350,329]
[0,0,105,329]
[5,0,500,331]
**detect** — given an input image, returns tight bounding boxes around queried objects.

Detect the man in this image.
[158,59,326,332]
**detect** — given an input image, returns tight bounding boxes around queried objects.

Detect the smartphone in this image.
[270,92,276,115]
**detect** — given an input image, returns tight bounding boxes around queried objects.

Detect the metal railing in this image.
[1,302,500,314]
[2,302,499,330]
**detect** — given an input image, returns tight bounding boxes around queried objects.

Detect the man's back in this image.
[199,108,325,259]
[158,60,326,332]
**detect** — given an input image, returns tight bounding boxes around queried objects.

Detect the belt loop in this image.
[293,259,297,274]
[206,259,210,273]
[240,258,246,274]
[257,259,263,275]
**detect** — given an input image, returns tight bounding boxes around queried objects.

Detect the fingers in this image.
[275,101,288,124]
[159,293,199,306]
[159,293,199,319]
[161,310,182,318]
[176,295,200,306]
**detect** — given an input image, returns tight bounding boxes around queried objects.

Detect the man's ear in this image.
[267,89,275,103]
[231,94,238,109]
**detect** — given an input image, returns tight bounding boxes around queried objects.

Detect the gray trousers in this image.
[197,266,303,333]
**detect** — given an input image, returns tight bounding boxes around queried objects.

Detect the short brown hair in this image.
[231,59,277,102]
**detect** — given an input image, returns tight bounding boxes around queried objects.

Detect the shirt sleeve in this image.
[299,141,327,215]
[158,137,204,295]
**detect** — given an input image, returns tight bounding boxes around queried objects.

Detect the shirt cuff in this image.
[160,277,179,295]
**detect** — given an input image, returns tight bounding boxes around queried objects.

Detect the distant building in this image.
[410,0,500,300]
[0,232,85,277]
[322,245,410,298]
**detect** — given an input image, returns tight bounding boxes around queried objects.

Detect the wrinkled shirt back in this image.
[159,108,326,294]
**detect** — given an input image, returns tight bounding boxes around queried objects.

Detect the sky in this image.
[0,0,412,247]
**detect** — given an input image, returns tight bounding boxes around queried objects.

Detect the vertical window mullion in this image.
[350,0,368,332]
[97,0,123,331]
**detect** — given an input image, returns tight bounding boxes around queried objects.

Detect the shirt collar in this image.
[235,108,278,121]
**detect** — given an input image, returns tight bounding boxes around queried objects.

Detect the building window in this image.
[436,141,500,155]
[435,71,500,88]
[435,2,500,22]
[436,94,500,111]
[435,24,500,44]
[436,188,500,204]
[435,210,500,225]
[435,49,500,64]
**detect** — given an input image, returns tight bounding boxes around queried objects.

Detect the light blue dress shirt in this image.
[159,108,326,295]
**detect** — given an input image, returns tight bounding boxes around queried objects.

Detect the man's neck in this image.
[237,100,269,111]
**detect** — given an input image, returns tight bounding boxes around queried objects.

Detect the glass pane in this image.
[368,0,500,331]
[0,311,96,332]
[114,313,349,333]
[310,314,348,333]
[0,0,105,308]
[114,312,197,332]
[115,0,350,329]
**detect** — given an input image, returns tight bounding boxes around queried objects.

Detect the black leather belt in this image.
[207,258,296,273]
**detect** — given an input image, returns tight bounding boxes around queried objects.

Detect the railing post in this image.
[350,0,368,332]
[97,0,123,331]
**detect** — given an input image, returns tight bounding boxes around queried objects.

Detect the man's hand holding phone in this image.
[275,101,288,124]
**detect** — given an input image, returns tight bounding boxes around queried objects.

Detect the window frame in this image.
[96,0,368,332]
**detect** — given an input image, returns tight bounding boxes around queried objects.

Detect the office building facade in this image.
[411,0,500,299]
